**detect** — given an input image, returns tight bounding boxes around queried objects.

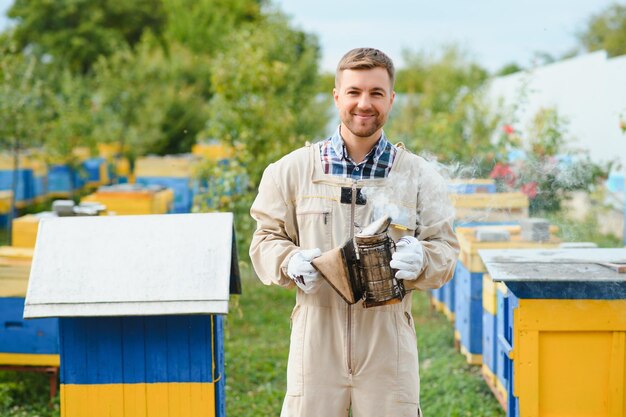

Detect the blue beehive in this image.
[0,169,34,206]
[24,213,240,417]
[47,165,85,197]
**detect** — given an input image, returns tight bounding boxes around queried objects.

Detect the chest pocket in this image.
[295,202,333,252]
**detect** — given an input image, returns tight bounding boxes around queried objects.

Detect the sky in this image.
[271,0,622,73]
[0,0,622,73]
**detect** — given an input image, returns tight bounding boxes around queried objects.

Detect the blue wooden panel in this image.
[121,317,147,384]
[188,316,212,383]
[505,292,519,417]
[213,315,225,417]
[448,183,496,194]
[60,315,217,385]
[505,281,626,300]
[482,308,496,374]
[82,158,106,183]
[0,170,34,202]
[47,165,85,194]
[454,262,483,354]
[0,298,59,354]
[442,264,459,313]
[135,177,195,213]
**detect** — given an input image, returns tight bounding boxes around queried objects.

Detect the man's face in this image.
[333,67,395,141]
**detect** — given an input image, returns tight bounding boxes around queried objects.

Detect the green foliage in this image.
[91,38,210,157]
[388,45,500,176]
[201,13,328,188]
[8,0,167,73]
[578,3,626,57]
[0,371,59,416]
[163,0,261,55]
[495,62,523,76]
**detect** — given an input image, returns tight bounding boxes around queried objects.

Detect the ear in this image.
[333,87,340,108]
[390,90,396,106]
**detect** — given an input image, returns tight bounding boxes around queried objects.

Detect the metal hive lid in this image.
[24,213,236,318]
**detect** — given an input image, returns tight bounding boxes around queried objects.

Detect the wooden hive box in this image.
[82,187,174,215]
[24,213,240,417]
[450,192,529,223]
[480,248,626,417]
[453,226,560,367]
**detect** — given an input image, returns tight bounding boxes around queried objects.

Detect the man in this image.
[250,48,459,417]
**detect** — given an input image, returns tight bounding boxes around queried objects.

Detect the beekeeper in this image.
[250,47,459,417]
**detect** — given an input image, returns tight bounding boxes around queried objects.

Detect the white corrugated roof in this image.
[24,213,235,318]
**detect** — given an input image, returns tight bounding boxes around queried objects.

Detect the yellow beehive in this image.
[450,192,529,222]
[134,155,200,178]
[513,298,626,416]
[192,142,235,161]
[81,188,174,215]
[0,191,11,214]
[11,213,55,248]
[0,246,33,297]
[97,142,124,159]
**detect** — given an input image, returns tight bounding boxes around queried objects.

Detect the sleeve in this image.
[404,163,460,291]
[249,163,299,288]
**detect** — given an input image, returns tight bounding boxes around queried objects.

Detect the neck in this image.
[340,125,382,164]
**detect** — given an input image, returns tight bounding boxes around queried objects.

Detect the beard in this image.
[341,111,387,138]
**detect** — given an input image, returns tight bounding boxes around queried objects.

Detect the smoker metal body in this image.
[313,231,406,308]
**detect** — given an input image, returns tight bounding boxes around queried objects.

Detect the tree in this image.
[43,69,98,198]
[578,3,626,57]
[7,0,167,73]
[202,14,328,188]
[195,13,329,256]
[388,45,500,175]
[0,39,49,243]
[163,0,261,55]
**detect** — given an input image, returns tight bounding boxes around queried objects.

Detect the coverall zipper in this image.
[347,180,357,375]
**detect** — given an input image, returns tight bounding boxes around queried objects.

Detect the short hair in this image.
[335,48,395,88]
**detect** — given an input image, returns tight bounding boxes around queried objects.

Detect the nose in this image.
[357,94,372,110]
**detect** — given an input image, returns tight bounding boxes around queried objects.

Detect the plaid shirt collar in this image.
[329,126,390,165]
[320,126,396,179]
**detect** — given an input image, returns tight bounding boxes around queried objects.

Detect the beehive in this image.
[450,192,529,223]
[454,226,559,366]
[135,155,200,214]
[25,213,240,417]
[12,213,57,249]
[0,246,59,367]
[82,186,174,215]
[447,178,496,194]
[481,248,626,417]
[192,142,234,161]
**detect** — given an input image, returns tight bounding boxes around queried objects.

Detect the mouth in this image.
[353,113,376,120]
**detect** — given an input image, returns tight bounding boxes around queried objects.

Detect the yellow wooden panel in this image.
[0,353,60,366]
[12,215,41,249]
[62,383,215,417]
[450,192,529,209]
[517,299,626,331]
[0,191,12,213]
[514,299,626,417]
[192,143,234,161]
[135,156,199,178]
[482,274,497,315]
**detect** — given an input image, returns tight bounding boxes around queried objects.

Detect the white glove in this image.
[287,248,323,294]
[390,236,424,280]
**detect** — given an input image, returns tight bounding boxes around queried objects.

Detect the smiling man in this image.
[250,48,459,417]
